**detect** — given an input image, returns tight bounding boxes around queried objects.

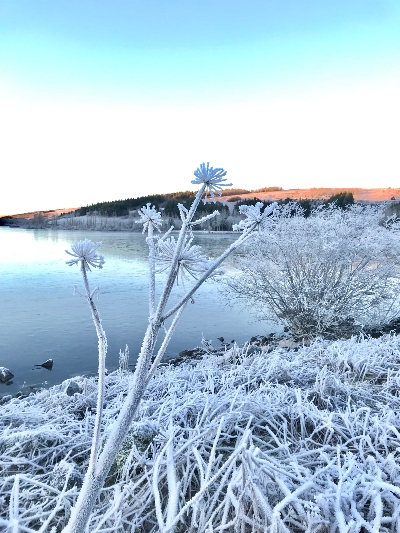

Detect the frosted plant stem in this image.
[148,223,156,317]
[63,168,258,533]
[63,193,204,532]
[62,340,152,533]
[165,427,180,532]
[80,261,107,473]
[154,185,206,321]
[64,285,187,533]
[147,303,187,382]
[9,474,19,533]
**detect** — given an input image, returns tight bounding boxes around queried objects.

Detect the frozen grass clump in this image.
[1,333,400,532]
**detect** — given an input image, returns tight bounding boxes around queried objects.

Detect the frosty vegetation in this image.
[226,203,400,340]
[15,162,270,533]
[51,162,268,533]
[1,165,400,532]
[1,335,400,531]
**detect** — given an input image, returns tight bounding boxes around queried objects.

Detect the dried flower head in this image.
[66,239,105,271]
[233,202,277,232]
[191,162,232,202]
[136,203,163,233]
[157,236,211,284]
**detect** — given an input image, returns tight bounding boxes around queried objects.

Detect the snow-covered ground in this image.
[1,334,400,532]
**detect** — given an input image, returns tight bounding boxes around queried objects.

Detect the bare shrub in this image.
[226,203,400,340]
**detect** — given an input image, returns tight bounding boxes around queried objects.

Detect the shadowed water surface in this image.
[0,227,271,396]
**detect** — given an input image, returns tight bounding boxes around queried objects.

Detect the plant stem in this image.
[148,223,156,318]
[80,262,107,473]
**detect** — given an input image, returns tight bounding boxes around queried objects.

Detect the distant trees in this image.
[325,191,354,208]
[32,212,46,228]
[77,192,196,217]
[74,189,356,231]
[253,186,283,192]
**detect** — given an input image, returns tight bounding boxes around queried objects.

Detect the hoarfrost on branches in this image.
[233,201,277,232]
[227,203,400,339]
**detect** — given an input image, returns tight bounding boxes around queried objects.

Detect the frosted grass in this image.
[1,333,399,532]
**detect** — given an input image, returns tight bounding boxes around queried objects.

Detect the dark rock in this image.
[0,367,14,383]
[40,359,53,369]
[179,348,206,360]
[65,380,82,396]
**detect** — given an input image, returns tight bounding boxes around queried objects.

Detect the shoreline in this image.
[0,225,238,235]
[0,334,283,403]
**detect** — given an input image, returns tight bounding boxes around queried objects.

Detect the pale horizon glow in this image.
[1,1,399,216]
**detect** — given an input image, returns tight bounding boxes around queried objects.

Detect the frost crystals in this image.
[136,203,163,233]
[157,236,212,284]
[65,239,105,271]
[191,162,232,202]
[233,201,277,232]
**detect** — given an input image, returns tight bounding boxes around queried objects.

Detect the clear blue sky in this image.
[1,0,399,215]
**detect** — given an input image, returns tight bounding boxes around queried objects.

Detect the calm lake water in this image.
[0,227,271,397]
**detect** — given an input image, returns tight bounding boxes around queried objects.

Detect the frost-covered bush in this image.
[1,334,400,532]
[227,203,400,340]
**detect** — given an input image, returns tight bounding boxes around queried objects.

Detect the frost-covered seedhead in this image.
[191,162,232,202]
[233,201,277,232]
[65,239,105,271]
[136,203,163,233]
[157,236,212,284]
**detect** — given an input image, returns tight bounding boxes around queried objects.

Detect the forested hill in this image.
[76,186,400,218]
[2,187,398,223]
[77,190,196,217]
[76,189,356,219]
[76,188,259,217]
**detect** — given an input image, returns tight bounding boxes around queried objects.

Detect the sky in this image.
[0,0,399,216]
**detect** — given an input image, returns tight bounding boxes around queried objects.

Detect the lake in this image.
[0,227,273,397]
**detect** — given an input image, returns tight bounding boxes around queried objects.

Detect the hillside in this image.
[225,187,400,203]
[1,187,399,225]
[0,207,79,221]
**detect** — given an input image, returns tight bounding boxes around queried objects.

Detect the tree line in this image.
[77,190,355,219]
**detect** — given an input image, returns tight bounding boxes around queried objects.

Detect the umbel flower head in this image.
[233,202,277,232]
[191,162,232,202]
[136,203,163,233]
[66,239,105,271]
[157,236,211,285]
